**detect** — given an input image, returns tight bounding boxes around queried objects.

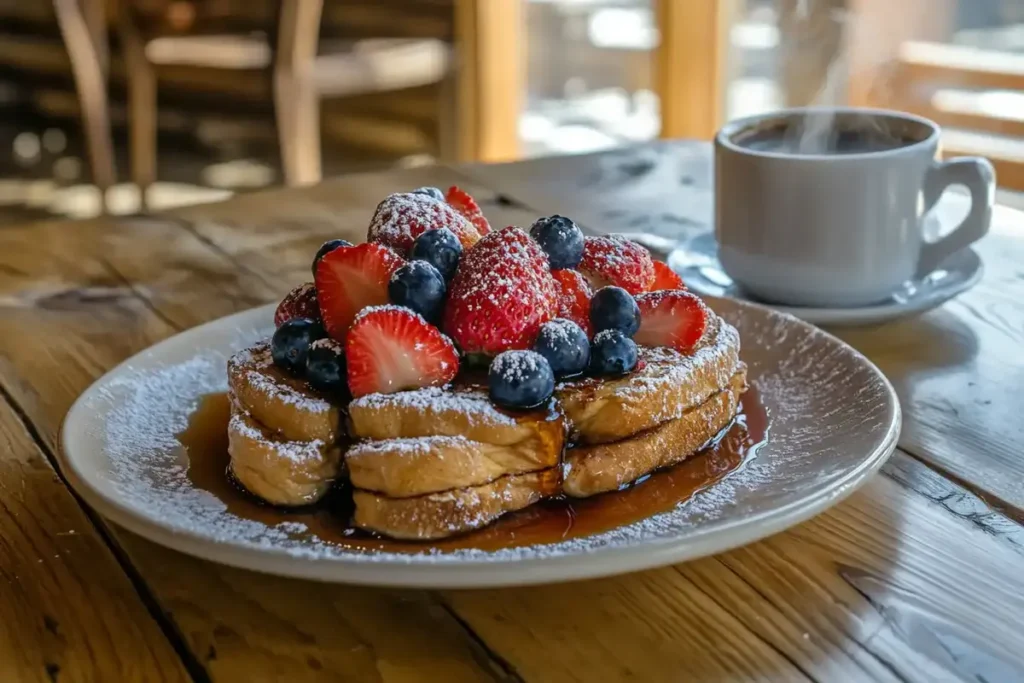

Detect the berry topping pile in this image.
[488,350,555,410]
[346,306,458,398]
[529,215,584,269]
[315,242,405,339]
[274,283,320,328]
[269,184,702,406]
[579,234,655,294]
[634,291,710,353]
[445,186,491,236]
[442,226,558,356]
[368,192,481,253]
[551,269,593,337]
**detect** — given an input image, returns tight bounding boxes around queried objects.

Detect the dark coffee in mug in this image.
[731,118,920,156]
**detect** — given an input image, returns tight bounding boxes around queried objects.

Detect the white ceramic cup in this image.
[714,107,995,308]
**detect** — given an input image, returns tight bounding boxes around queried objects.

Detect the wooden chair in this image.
[50,0,524,211]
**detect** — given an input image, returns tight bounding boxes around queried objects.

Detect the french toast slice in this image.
[227,406,343,506]
[556,316,741,445]
[227,342,340,443]
[348,386,564,449]
[347,428,563,498]
[352,467,561,540]
[563,368,747,497]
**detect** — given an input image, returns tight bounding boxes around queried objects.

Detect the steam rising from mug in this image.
[777,0,893,153]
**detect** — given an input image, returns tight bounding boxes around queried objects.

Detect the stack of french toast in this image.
[225,186,746,540]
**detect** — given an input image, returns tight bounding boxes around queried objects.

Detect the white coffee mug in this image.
[714,107,995,308]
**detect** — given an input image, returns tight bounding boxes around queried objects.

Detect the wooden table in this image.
[2,140,1024,682]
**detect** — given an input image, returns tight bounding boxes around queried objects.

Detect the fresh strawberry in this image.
[634,291,710,353]
[551,268,593,337]
[368,192,482,254]
[345,305,459,397]
[445,185,490,235]
[443,226,558,355]
[578,235,655,295]
[650,261,686,291]
[274,282,319,327]
[315,243,404,339]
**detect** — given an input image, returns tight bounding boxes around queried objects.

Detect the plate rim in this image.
[59,299,901,588]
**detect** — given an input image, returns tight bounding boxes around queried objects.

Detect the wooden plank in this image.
[898,41,1024,93]
[444,452,1024,682]
[940,129,1024,192]
[654,0,730,140]
[0,169,515,682]
[455,142,1024,514]
[1,163,1023,680]
[0,397,190,682]
[453,0,523,162]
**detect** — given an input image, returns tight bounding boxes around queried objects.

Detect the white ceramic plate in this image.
[60,298,900,588]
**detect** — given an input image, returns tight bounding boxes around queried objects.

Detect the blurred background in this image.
[0,0,1021,225]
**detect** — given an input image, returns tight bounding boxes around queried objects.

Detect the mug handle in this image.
[916,156,996,278]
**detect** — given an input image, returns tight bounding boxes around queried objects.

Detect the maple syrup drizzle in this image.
[178,388,770,554]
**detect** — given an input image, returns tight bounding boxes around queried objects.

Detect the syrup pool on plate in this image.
[178,388,770,554]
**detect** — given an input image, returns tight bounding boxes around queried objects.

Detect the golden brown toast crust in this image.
[348,386,564,448]
[352,468,561,540]
[347,429,564,498]
[227,342,340,443]
[556,317,740,444]
[226,407,343,506]
[563,368,747,497]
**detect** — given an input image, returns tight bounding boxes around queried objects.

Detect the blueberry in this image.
[271,318,325,374]
[388,260,447,321]
[533,318,589,378]
[488,350,555,410]
[305,338,347,394]
[411,186,445,201]
[590,286,640,336]
[529,215,585,269]
[312,239,352,275]
[410,227,462,281]
[589,329,638,377]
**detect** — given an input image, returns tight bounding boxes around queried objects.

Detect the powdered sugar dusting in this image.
[229,343,332,414]
[229,411,327,465]
[350,386,519,427]
[71,297,897,571]
[491,350,549,382]
[367,192,479,252]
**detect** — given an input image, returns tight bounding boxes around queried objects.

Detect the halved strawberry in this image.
[345,305,459,397]
[445,185,490,235]
[551,268,593,337]
[274,282,319,327]
[443,227,558,355]
[368,192,481,253]
[579,235,655,295]
[650,261,686,291]
[315,243,404,339]
[634,291,710,353]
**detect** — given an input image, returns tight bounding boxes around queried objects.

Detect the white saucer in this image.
[668,239,982,326]
[60,299,899,588]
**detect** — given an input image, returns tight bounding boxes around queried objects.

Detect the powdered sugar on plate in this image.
[67,298,898,575]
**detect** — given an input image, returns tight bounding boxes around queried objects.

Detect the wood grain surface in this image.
[1,146,1023,681]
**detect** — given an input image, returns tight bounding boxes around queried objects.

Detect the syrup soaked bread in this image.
[352,468,561,540]
[227,342,340,443]
[347,430,563,498]
[556,317,741,445]
[564,368,747,497]
[347,386,564,448]
[226,406,343,506]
